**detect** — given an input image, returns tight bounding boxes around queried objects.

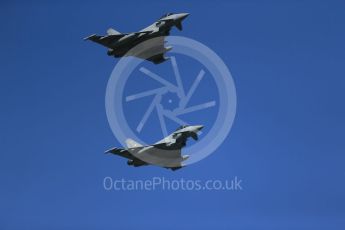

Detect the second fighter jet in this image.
[84,13,189,64]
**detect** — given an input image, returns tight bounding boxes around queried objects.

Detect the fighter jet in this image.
[84,13,189,64]
[105,125,203,171]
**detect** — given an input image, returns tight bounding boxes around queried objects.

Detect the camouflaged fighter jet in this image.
[105,125,203,171]
[84,13,189,64]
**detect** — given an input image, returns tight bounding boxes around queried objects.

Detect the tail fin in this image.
[125,138,143,148]
[107,28,121,35]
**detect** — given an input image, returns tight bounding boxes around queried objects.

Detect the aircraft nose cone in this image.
[194,125,204,131]
[176,13,189,20]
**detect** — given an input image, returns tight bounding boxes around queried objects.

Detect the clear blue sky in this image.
[1,0,345,229]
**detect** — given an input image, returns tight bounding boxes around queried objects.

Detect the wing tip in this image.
[104,147,117,154]
[83,34,97,41]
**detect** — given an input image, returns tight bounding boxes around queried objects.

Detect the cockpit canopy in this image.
[175,125,189,131]
[159,13,175,19]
